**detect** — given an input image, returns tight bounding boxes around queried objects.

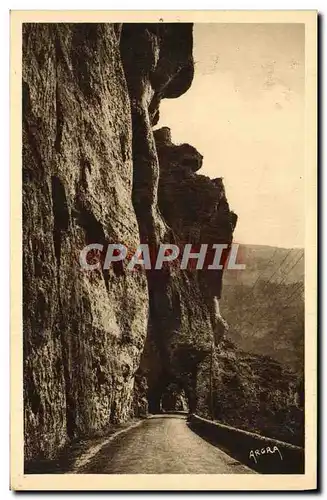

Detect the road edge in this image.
[72,419,146,472]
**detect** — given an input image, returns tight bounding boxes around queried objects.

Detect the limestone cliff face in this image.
[23,22,236,463]
[120,23,194,245]
[155,126,237,304]
[136,128,237,413]
[119,24,237,414]
[23,24,149,461]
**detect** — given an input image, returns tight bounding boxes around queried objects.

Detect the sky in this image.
[156,23,305,248]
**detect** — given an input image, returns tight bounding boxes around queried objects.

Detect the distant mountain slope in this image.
[221,244,304,373]
[225,244,304,286]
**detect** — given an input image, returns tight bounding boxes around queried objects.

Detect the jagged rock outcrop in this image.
[134,129,237,413]
[155,127,237,246]
[120,23,194,245]
[155,126,237,300]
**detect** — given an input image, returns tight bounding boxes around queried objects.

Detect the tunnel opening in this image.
[160,383,189,414]
[147,377,191,415]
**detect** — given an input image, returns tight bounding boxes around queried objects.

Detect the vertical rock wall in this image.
[23,24,148,462]
[23,22,237,463]
[135,128,236,412]
[120,24,236,413]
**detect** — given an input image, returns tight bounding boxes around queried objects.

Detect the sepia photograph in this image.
[10,10,317,491]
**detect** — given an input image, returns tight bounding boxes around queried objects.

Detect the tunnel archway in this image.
[160,382,189,413]
[147,374,197,415]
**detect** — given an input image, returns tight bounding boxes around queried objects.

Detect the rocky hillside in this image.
[23,22,303,466]
[196,338,304,446]
[221,245,304,372]
[223,245,304,287]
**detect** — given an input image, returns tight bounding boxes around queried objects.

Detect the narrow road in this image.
[80,415,255,474]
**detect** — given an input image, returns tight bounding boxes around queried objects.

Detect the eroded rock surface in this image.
[135,129,236,413]
[23,22,237,464]
[23,23,149,462]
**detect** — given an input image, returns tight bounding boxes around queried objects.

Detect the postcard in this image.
[10,10,317,491]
